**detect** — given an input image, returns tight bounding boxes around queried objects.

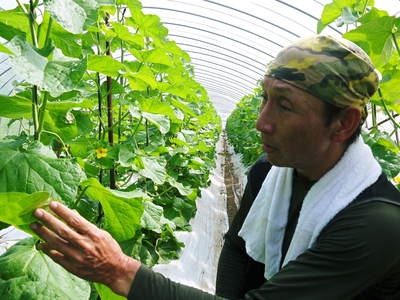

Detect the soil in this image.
[222,131,241,225]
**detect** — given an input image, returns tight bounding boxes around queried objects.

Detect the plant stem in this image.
[41,130,71,157]
[378,88,400,131]
[24,0,40,140]
[37,91,48,141]
[105,14,116,189]
[392,33,400,56]
[371,103,377,129]
[96,73,103,140]
[16,0,28,14]
[28,0,38,48]
[132,116,143,136]
[32,86,39,140]
[72,186,89,209]
[145,119,149,146]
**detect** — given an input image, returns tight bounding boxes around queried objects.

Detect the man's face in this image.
[256,77,336,174]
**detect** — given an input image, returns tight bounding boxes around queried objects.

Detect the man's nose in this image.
[256,104,274,134]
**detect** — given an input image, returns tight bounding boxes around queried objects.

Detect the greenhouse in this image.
[0,0,399,299]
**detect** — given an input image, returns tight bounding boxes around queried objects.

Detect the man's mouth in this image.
[262,143,277,153]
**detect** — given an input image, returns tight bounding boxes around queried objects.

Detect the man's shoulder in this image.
[351,172,400,207]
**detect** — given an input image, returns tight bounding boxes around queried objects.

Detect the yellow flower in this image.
[394,176,400,184]
[96,147,108,159]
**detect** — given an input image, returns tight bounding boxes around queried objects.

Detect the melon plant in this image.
[0,0,221,299]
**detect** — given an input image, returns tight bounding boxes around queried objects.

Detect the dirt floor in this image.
[222,131,241,224]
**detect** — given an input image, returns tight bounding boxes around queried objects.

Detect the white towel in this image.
[238,137,381,280]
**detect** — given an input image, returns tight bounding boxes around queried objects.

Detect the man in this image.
[31,35,400,299]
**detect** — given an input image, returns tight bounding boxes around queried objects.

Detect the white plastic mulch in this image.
[153,135,229,293]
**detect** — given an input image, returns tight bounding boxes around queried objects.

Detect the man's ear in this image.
[331,106,361,143]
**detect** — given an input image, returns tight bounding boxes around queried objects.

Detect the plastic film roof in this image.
[1,0,399,120]
[142,0,342,118]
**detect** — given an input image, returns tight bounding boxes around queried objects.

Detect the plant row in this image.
[0,1,221,299]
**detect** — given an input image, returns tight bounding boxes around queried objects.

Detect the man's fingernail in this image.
[30,222,38,230]
[34,209,43,218]
[50,201,58,209]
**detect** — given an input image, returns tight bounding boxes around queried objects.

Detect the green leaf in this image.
[110,21,144,48]
[118,144,135,167]
[116,0,142,11]
[0,94,31,119]
[135,156,167,184]
[156,225,184,264]
[141,201,163,233]
[7,36,87,96]
[80,178,144,241]
[168,177,193,196]
[142,112,170,134]
[126,11,168,42]
[88,54,125,77]
[0,43,13,55]
[0,192,52,236]
[143,48,173,66]
[317,0,360,33]
[127,64,158,89]
[94,283,125,300]
[363,132,400,178]
[44,58,88,97]
[343,8,396,67]
[139,97,176,119]
[0,8,30,42]
[0,238,90,300]
[51,19,83,58]
[44,0,115,34]
[0,142,86,206]
[120,234,159,267]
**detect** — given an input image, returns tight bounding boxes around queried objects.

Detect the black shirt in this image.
[128,157,400,300]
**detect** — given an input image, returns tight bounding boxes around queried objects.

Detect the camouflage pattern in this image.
[265,35,379,119]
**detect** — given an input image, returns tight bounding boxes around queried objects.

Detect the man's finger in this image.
[31,222,77,258]
[48,202,97,235]
[33,207,84,246]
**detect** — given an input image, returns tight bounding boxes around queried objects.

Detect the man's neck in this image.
[296,143,348,181]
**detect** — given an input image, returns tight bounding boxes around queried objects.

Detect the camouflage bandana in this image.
[265,35,379,120]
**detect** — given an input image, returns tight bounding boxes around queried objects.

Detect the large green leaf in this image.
[139,97,176,119]
[7,36,87,97]
[51,18,83,58]
[0,8,30,42]
[0,142,86,206]
[0,192,51,236]
[141,201,174,233]
[44,0,115,34]
[120,233,159,267]
[343,8,397,67]
[0,238,90,300]
[110,21,144,48]
[80,178,144,241]
[87,54,125,77]
[143,48,173,66]
[0,43,13,55]
[155,225,184,264]
[93,283,125,300]
[135,155,167,184]
[126,64,158,89]
[126,10,168,42]
[0,94,31,119]
[142,112,170,134]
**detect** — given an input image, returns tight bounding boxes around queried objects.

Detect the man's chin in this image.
[265,154,288,167]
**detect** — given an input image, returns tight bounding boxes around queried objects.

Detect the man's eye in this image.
[280,103,291,111]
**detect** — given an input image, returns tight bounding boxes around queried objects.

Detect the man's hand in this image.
[30,201,141,297]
